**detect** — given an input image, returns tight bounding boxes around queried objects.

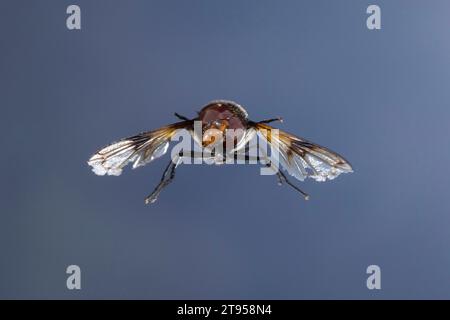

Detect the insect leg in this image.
[257,117,283,124]
[264,163,284,186]
[174,112,191,121]
[276,168,310,200]
[259,147,309,200]
[144,157,180,204]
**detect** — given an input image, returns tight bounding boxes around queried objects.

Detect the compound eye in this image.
[213,120,222,127]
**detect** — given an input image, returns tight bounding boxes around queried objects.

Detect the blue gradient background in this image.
[1,0,450,299]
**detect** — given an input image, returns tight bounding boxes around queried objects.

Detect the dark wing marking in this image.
[253,122,353,182]
[87,120,192,176]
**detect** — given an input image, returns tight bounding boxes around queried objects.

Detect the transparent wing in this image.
[87,121,192,176]
[254,123,353,182]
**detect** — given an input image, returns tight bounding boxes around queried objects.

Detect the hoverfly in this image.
[87,100,353,204]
